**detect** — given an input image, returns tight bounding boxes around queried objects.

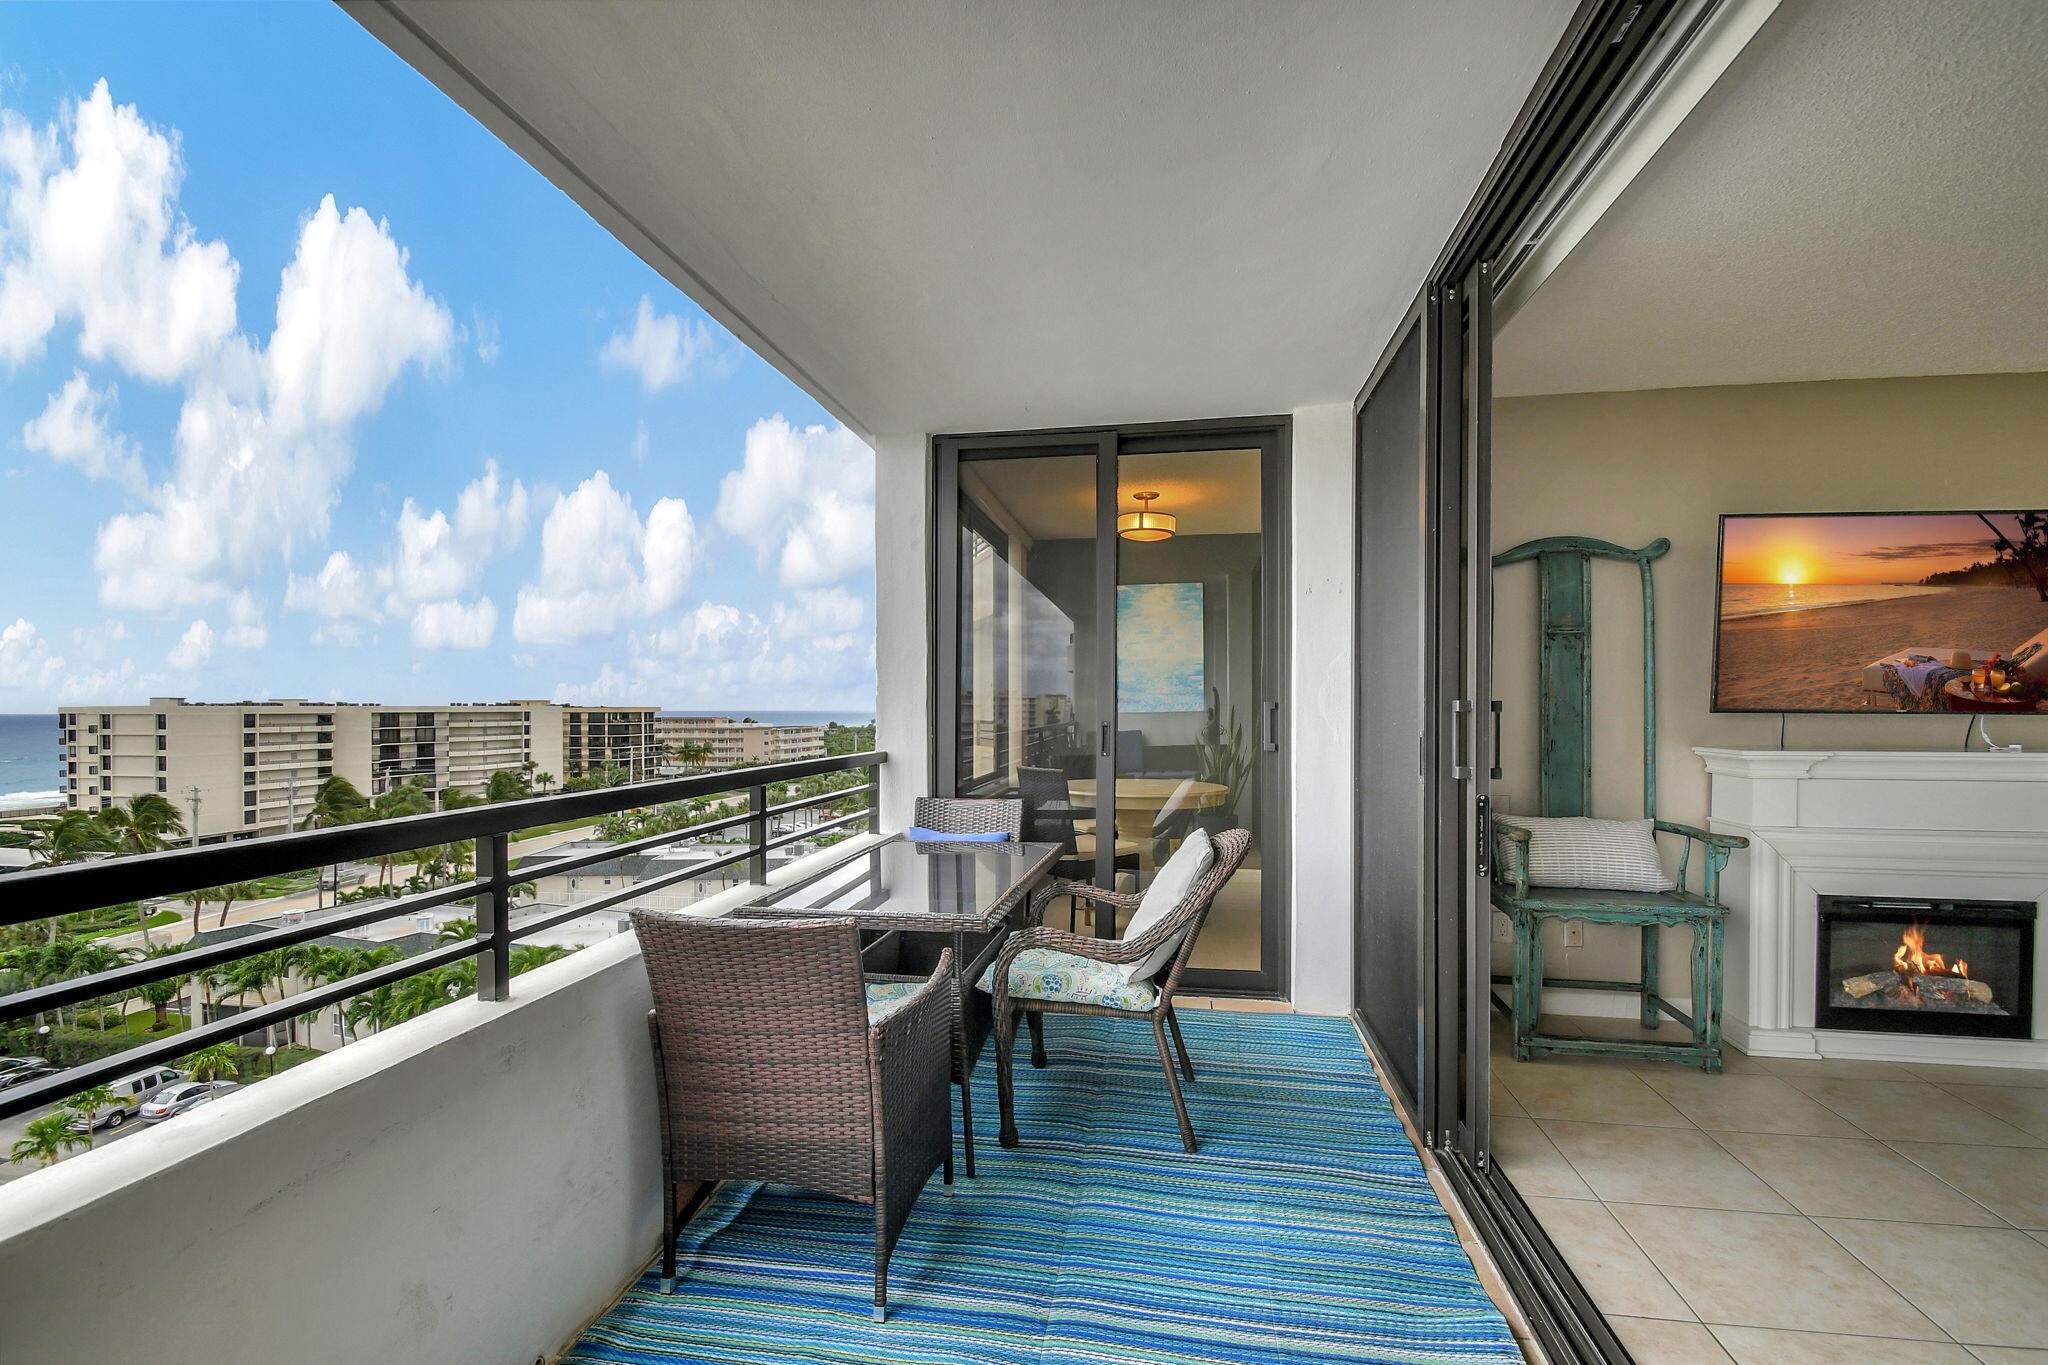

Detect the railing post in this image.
[864,763,879,836]
[747,784,769,883]
[476,830,512,1001]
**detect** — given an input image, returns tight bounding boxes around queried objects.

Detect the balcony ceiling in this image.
[1498,0,2048,396]
[345,0,1577,438]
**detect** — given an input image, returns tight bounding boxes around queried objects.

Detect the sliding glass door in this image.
[935,424,1286,994]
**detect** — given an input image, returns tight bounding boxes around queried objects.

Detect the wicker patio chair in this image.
[632,911,956,1321]
[910,795,1024,838]
[981,826,1251,1153]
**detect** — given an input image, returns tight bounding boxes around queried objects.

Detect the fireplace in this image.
[1815,896,2036,1040]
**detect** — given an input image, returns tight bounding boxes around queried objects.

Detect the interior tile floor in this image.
[1490,1015,2048,1364]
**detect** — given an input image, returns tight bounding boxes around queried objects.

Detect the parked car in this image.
[139,1081,239,1123]
[67,1065,188,1132]
[0,1062,58,1093]
[0,1055,50,1073]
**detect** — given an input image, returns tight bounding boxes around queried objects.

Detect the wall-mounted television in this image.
[1713,511,2048,714]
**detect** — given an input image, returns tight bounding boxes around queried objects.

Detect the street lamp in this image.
[263,1044,278,1076]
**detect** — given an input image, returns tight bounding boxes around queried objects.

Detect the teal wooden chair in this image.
[1489,536,1747,1071]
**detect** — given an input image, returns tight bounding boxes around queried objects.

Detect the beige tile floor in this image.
[1492,1016,2048,1364]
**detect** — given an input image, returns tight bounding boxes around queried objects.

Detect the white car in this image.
[139,1081,240,1123]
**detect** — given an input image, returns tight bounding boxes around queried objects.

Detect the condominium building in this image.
[653,715,827,770]
[559,706,661,780]
[58,698,573,841]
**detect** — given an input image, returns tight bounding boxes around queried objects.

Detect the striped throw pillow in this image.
[1496,815,1673,893]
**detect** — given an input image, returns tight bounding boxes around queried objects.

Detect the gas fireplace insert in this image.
[1815,896,2036,1040]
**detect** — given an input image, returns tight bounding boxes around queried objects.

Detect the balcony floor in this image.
[566,1010,1517,1364]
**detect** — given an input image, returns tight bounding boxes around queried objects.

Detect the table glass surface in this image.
[737,836,1061,931]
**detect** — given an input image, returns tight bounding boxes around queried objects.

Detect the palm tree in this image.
[97,793,187,943]
[10,1113,88,1167]
[510,944,571,975]
[22,812,117,941]
[533,771,557,796]
[213,879,264,930]
[134,944,188,1032]
[178,1043,241,1082]
[436,918,477,944]
[301,775,369,909]
[59,1084,119,1146]
[180,886,214,940]
[367,784,432,886]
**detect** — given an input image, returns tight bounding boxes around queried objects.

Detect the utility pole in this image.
[185,786,202,849]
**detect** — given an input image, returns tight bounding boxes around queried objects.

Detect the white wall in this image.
[873,431,934,834]
[1288,402,1358,1015]
[0,934,660,1365]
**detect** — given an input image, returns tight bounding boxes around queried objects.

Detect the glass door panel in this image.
[952,449,1114,891]
[1112,447,1272,980]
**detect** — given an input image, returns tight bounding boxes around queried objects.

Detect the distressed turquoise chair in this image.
[1489,536,1747,1071]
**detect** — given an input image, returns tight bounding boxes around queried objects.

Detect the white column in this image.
[1287,402,1356,1015]
[872,431,933,833]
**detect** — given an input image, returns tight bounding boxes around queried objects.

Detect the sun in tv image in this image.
[1715,511,2048,713]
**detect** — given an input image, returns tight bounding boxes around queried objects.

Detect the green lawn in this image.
[511,817,597,842]
[77,909,181,940]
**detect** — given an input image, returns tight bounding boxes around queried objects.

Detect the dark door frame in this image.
[1352,1,1724,1361]
[932,415,1291,998]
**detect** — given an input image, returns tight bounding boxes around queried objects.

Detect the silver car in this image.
[138,1081,240,1123]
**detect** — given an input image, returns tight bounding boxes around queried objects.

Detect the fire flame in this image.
[1893,921,1968,979]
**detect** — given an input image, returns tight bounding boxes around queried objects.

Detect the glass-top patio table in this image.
[732,834,1063,1172]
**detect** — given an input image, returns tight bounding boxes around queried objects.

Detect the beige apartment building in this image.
[653,715,827,770]
[56,699,659,841]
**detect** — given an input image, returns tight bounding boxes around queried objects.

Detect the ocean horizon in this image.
[1719,582,1957,620]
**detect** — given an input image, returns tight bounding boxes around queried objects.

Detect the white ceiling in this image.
[346,0,1576,438]
[1497,0,2048,397]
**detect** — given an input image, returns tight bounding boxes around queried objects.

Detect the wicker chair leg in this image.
[659,1181,677,1293]
[958,1074,977,1178]
[1164,1004,1196,1082]
[1153,1015,1198,1153]
[995,1002,1022,1148]
[873,1205,890,1322]
[1026,1007,1048,1069]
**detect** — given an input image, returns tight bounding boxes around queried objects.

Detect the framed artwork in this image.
[1117,581,1206,713]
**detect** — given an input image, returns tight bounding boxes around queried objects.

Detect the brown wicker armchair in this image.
[632,911,956,1321]
[982,826,1251,1153]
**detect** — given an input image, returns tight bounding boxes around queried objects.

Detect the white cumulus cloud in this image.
[222,589,267,649]
[167,618,213,670]
[716,416,873,588]
[0,618,65,691]
[21,369,143,489]
[388,458,527,608]
[0,80,238,380]
[599,295,722,391]
[410,596,497,650]
[513,471,695,644]
[285,550,379,620]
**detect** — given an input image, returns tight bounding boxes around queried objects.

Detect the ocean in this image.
[0,713,60,808]
[659,710,876,727]
[1720,583,1956,620]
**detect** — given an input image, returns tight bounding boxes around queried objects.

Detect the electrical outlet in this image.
[1563,919,1585,948]
[1492,912,1512,943]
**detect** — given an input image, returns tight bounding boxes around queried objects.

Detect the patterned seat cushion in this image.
[863,980,926,1023]
[975,948,1160,1011]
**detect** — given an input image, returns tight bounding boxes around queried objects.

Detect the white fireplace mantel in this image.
[1697,747,2048,1069]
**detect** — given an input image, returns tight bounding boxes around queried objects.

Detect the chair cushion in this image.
[1119,827,1215,982]
[863,980,926,1023]
[976,948,1160,1011]
[906,827,1012,842]
[1495,815,1673,893]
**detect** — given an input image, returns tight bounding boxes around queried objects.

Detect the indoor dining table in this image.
[732,833,1062,1172]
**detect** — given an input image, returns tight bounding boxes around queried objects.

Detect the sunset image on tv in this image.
[1715,511,2048,713]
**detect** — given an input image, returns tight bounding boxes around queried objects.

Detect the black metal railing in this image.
[0,749,884,1120]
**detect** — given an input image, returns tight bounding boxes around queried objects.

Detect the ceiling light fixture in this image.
[1117,490,1176,542]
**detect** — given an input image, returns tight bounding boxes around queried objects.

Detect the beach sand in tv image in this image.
[1715,511,2048,712]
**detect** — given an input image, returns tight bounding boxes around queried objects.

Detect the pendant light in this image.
[1117,491,1176,542]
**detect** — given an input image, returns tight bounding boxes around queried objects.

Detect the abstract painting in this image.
[1118,581,1205,713]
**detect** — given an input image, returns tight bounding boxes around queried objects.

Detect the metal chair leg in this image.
[995,1002,1022,1147]
[659,1180,677,1293]
[1153,1015,1198,1153]
[873,1205,889,1322]
[1027,1007,1048,1068]
[1640,922,1661,1028]
[1164,1004,1196,1081]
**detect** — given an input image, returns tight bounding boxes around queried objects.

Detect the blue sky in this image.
[0,2,876,714]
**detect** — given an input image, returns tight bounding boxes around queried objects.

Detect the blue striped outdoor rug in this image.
[564,1010,1520,1364]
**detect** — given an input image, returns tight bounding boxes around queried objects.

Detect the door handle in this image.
[1489,700,1503,781]
[1100,722,1111,757]
[1261,702,1280,753]
[1451,699,1474,779]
